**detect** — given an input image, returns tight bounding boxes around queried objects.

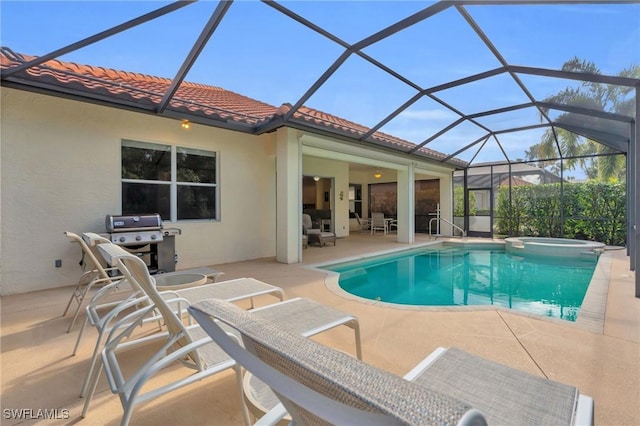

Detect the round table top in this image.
[154,273,207,291]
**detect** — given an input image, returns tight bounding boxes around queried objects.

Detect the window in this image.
[121,140,218,221]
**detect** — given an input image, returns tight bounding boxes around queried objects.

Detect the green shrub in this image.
[495,181,626,246]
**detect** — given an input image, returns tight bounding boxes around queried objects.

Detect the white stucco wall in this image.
[1,89,276,295]
[1,89,459,295]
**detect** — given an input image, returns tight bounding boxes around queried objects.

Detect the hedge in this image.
[495,181,626,246]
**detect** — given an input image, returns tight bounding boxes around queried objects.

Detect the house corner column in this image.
[276,128,301,264]
[397,164,415,243]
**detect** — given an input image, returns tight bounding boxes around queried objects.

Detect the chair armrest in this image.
[254,403,289,426]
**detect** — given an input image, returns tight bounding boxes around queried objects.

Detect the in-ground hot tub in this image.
[505,237,605,258]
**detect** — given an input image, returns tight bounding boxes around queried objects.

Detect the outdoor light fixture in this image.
[374,169,382,179]
[181,119,190,130]
[313,176,320,181]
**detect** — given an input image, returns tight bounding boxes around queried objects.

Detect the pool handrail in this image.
[429,216,466,238]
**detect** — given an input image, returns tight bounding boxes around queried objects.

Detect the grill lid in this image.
[105,214,162,232]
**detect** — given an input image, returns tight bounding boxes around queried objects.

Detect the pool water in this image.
[323,247,597,322]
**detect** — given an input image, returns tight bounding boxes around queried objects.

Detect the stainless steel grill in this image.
[105,214,180,273]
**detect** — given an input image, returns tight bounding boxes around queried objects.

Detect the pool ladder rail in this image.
[428,216,466,239]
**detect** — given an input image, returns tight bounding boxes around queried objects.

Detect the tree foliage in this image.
[453,186,476,216]
[526,57,638,181]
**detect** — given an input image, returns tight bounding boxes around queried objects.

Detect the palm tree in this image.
[527,57,639,181]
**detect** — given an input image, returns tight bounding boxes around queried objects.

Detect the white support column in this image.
[275,128,301,264]
[396,163,415,243]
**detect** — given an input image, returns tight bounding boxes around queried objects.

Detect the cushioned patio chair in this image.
[82,242,362,425]
[302,213,336,247]
[190,299,594,426]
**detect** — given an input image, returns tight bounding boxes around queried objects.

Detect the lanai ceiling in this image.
[1,0,639,170]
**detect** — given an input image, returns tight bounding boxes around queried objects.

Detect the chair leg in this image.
[120,401,135,426]
[61,286,78,318]
[80,328,105,397]
[66,302,83,333]
[62,271,94,317]
[66,298,85,333]
[72,316,90,356]
[81,360,103,418]
[235,366,251,426]
[66,279,101,333]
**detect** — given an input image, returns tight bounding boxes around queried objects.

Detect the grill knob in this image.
[136,235,142,241]
[151,234,157,240]
[119,236,126,243]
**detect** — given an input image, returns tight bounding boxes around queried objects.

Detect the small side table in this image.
[155,273,207,291]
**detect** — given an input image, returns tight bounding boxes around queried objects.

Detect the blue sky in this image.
[1,1,639,171]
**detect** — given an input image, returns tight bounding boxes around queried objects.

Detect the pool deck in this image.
[1,234,639,425]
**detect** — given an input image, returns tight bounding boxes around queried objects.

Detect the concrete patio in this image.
[1,234,638,425]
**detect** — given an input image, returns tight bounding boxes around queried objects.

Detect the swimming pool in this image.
[320,244,598,322]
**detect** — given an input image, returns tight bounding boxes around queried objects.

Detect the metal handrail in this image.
[429,217,466,238]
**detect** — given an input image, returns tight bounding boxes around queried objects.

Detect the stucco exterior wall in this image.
[1,89,276,295]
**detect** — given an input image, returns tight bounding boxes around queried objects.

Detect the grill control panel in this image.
[109,230,163,245]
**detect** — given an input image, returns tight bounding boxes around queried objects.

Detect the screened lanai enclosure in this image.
[1,0,639,296]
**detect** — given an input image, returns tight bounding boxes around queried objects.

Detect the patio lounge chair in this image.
[189,298,594,426]
[75,273,286,400]
[82,242,362,425]
[62,232,127,332]
[302,213,336,246]
[76,231,227,325]
[72,232,223,357]
[75,234,286,399]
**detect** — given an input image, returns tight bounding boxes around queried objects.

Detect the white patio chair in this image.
[75,234,285,401]
[71,233,143,355]
[354,212,370,233]
[82,242,362,425]
[62,232,127,332]
[75,273,286,399]
[82,248,248,426]
[190,298,594,426]
[370,212,387,235]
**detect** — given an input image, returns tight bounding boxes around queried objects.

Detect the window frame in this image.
[121,139,219,222]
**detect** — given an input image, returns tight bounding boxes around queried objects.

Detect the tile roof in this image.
[0,47,464,166]
[0,48,277,125]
